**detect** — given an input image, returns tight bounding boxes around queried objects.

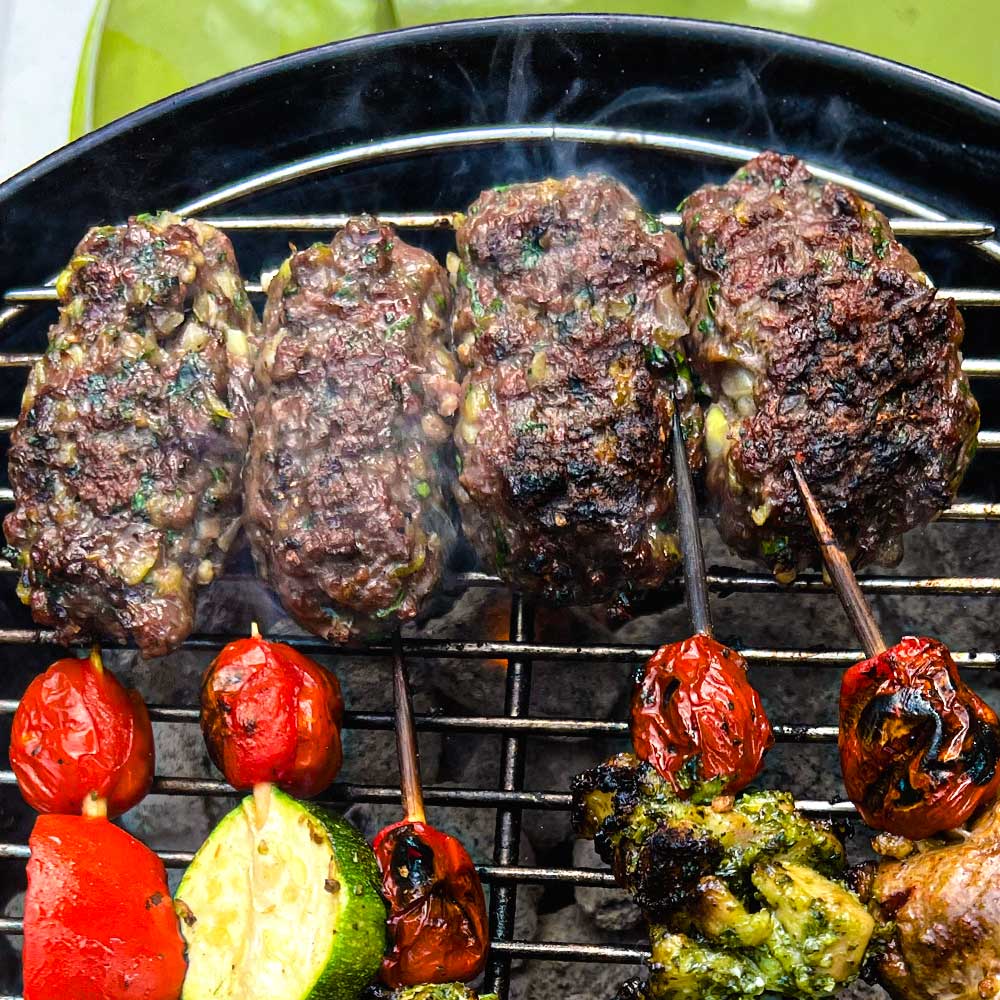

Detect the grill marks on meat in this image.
[244,217,459,642]
[4,214,259,656]
[683,152,979,578]
[452,176,701,610]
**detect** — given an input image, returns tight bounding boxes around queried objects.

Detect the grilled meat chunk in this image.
[682,152,979,579]
[869,797,1000,1000]
[4,214,258,657]
[574,754,878,1000]
[451,175,701,612]
[245,217,459,642]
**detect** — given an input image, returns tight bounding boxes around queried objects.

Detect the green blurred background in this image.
[72,0,1000,139]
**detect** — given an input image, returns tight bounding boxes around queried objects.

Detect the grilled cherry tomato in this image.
[24,813,186,1000]
[374,820,489,988]
[631,633,774,796]
[200,629,344,798]
[9,649,154,817]
[840,635,1000,839]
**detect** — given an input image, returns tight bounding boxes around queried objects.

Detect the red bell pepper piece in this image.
[23,813,186,1000]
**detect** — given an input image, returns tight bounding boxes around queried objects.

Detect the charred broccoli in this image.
[572,753,845,920]
[574,754,880,1000]
[364,985,497,1000]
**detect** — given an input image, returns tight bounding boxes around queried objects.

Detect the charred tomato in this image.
[200,631,344,798]
[9,649,154,817]
[374,820,489,987]
[840,635,1000,839]
[631,633,774,796]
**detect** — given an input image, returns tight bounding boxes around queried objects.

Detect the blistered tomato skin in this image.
[840,635,1000,839]
[200,634,344,798]
[9,652,154,817]
[24,813,186,1000]
[631,633,774,796]
[374,820,489,988]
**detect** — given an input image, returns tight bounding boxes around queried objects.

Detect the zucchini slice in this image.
[177,785,385,1000]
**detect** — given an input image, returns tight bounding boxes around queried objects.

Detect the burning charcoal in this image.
[509,902,645,1000]
[424,589,635,720]
[573,840,643,932]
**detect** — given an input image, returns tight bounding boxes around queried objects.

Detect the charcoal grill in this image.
[2,14,1000,1000]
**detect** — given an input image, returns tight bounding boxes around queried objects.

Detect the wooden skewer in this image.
[392,631,426,824]
[790,461,887,658]
[671,403,713,637]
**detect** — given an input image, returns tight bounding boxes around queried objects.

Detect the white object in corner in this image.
[0,0,97,182]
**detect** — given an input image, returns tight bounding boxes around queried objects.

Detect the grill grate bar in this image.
[0,632,994,667]
[0,700,838,740]
[0,769,857,815]
[485,595,535,997]
[0,926,659,965]
[7,283,998,305]
[0,840,621,885]
[490,940,649,963]
[1,351,999,380]
[1,552,1000,596]
[195,213,995,240]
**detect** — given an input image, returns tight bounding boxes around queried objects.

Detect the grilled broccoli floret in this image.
[752,861,875,997]
[572,753,845,920]
[364,986,497,1000]
[574,754,881,1000]
[649,927,768,1000]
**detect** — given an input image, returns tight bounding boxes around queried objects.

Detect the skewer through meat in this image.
[682,152,979,580]
[4,213,259,656]
[244,217,459,641]
[451,175,701,614]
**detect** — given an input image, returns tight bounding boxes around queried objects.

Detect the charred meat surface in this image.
[245,217,459,642]
[870,797,1000,1000]
[683,152,979,579]
[451,175,701,612]
[4,213,258,657]
[574,754,879,1000]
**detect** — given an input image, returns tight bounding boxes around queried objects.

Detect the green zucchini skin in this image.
[303,794,387,1000]
[177,786,386,1000]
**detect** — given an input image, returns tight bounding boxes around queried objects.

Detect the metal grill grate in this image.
[1,124,1000,999]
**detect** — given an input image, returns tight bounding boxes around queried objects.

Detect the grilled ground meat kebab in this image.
[4,213,259,656]
[244,217,459,641]
[683,152,979,580]
[452,175,701,612]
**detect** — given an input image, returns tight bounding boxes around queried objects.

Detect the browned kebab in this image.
[450,175,702,619]
[683,152,980,583]
[4,213,259,657]
[244,216,461,642]
[792,464,1000,1000]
